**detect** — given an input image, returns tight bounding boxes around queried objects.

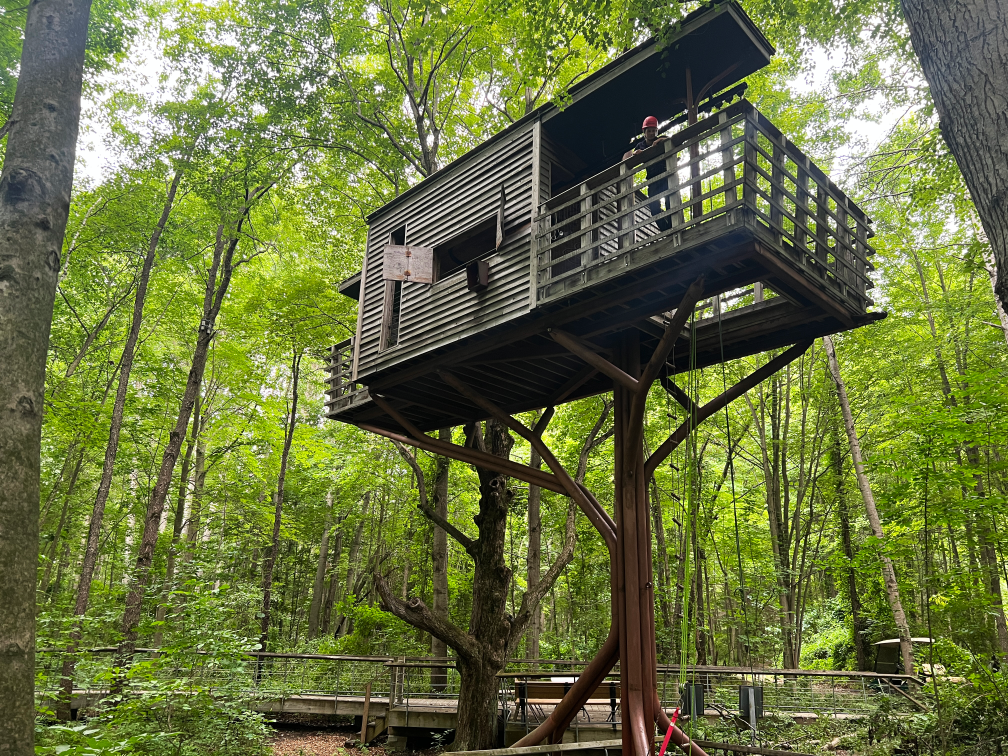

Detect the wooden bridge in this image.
[37,650,925,751]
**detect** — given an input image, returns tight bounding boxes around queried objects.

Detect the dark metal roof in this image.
[543,1,774,176]
[366,1,773,224]
[338,271,362,300]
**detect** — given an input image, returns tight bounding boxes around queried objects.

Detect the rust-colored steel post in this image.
[614,331,656,756]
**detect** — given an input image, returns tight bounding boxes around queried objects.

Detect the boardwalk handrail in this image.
[37,647,394,663]
[39,649,923,683]
[38,649,927,721]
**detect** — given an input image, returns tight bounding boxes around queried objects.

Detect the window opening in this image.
[381,224,407,350]
[434,216,497,281]
[387,280,402,346]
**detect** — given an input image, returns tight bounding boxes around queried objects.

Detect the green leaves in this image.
[35,724,153,756]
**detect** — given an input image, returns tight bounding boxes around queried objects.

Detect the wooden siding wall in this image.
[357,123,536,377]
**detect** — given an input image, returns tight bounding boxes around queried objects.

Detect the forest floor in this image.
[270,721,442,756]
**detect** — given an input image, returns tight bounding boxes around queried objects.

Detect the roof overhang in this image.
[365,1,773,224]
[339,271,362,300]
[542,1,774,176]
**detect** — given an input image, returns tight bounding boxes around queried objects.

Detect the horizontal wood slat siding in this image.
[358,124,535,377]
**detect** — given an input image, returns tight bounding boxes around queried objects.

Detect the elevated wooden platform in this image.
[326,102,882,432]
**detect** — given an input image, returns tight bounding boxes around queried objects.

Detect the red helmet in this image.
[642,115,658,129]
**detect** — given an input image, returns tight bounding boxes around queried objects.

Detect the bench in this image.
[513,678,620,726]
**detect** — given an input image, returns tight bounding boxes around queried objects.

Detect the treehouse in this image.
[326,0,880,431]
[324,5,884,754]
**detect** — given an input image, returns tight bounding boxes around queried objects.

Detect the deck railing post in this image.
[837,203,850,300]
[536,209,547,291]
[666,139,683,229]
[580,183,592,270]
[719,112,736,215]
[618,163,632,251]
[743,113,757,220]
[328,344,337,411]
[795,160,810,264]
[390,663,397,707]
[855,215,870,302]
[831,678,837,721]
[770,140,784,248]
[815,183,830,272]
[400,656,406,704]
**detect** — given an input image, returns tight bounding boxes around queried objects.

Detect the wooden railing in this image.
[533,99,875,311]
[325,337,367,414]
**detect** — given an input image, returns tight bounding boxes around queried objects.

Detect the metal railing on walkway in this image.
[37,649,924,722]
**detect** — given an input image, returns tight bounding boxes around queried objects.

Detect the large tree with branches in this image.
[379,403,612,751]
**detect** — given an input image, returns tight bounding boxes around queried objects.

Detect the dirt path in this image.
[270,726,442,756]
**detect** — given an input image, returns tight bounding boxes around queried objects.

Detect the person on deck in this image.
[623,115,673,232]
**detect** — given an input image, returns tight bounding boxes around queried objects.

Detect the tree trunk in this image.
[900,0,1008,315]
[976,513,1008,653]
[309,490,334,639]
[260,352,302,651]
[445,420,515,751]
[321,526,342,635]
[183,432,207,564]
[117,203,260,664]
[692,530,708,666]
[455,654,503,751]
[378,394,585,751]
[58,167,183,716]
[825,335,914,674]
[526,445,542,665]
[401,513,415,601]
[337,495,368,638]
[749,382,797,669]
[153,387,200,647]
[0,0,92,742]
[834,421,867,670]
[982,247,1008,346]
[672,523,686,650]
[432,431,451,686]
[40,448,85,594]
[53,543,71,598]
[38,442,77,530]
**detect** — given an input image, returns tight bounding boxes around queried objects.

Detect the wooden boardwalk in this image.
[54,688,908,751]
[38,652,926,752]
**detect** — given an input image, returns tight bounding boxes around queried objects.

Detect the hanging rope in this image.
[673,308,704,745]
[921,451,943,725]
[716,291,758,742]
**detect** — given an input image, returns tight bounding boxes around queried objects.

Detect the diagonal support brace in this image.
[624,277,705,458]
[438,370,616,550]
[550,330,639,392]
[644,339,813,479]
[363,394,565,494]
[660,374,698,415]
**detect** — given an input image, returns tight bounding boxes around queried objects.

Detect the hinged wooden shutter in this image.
[382,245,434,283]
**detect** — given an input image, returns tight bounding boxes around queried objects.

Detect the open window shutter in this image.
[496,185,506,250]
[383,245,434,283]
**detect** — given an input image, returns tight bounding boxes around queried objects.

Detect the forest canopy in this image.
[4,0,1008,753]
